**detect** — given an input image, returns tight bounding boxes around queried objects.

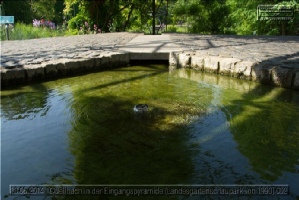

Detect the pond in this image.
[1,65,299,199]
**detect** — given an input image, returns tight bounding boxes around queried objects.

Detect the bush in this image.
[166,26,177,33]
[266,28,280,36]
[68,14,90,30]
[0,23,68,41]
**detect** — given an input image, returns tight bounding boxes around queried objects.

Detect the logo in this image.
[257,5,296,21]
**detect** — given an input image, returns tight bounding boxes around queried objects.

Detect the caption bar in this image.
[257,4,296,20]
[10,184,289,197]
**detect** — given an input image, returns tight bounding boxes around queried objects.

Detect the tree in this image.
[54,0,65,24]
[170,0,298,35]
[30,0,57,20]
[1,0,32,23]
[63,0,155,32]
[227,0,299,35]
[1,0,58,24]
[172,0,229,34]
[64,0,124,32]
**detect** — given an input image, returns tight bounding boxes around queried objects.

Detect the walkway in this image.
[119,34,188,53]
[1,32,299,89]
[169,34,299,66]
[1,32,138,68]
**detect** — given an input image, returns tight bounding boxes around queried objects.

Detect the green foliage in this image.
[64,0,91,29]
[169,0,299,35]
[166,25,177,32]
[54,0,65,24]
[30,0,57,20]
[0,23,68,40]
[171,0,230,34]
[267,27,280,35]
[2,0,299,37]
[1,0,32,23]
[68,13,90,30]
[1,0,61,24]
[64,28,79,36]
[227,0,299,35]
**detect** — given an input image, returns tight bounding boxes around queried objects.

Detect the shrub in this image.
[0,23,67,41]
[166,26,177,33]
[68,14,90,30]
[33,19,56,29]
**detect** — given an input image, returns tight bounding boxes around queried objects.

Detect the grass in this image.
[0,22,74,41]
[0,23,190,41]
[1,23,189,41]
[163,24,190,33]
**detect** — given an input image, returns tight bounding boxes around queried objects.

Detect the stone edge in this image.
[169,52,299,90]
[1,52,130,88]
[1,51,298,90]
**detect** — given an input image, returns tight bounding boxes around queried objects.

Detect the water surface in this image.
[1,65,299,199]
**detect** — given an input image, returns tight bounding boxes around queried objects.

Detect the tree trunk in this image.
[152,0,155,35]
[281,21,286,36]
[123,4,134,31]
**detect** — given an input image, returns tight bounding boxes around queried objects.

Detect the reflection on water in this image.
[68,66,205,186]
[173,69,299,199]
[1,85,76,199]
[1,66,299,199]
[1,85,49,121]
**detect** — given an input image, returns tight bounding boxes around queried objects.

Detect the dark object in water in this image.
[133,104,149,112]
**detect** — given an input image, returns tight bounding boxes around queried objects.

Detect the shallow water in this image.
[1,65,299,199]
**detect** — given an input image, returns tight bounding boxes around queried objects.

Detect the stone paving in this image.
[168,34,299,89]
[1,32,299,89]
[168,34,299,66]
[120,34,188,53]
[1,32,138,68]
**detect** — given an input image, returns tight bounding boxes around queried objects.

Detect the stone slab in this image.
[191,55,205,70]
[271,66,294,88]
[119,35,189,54]
[219,58,241,75]
[1,33,299,90]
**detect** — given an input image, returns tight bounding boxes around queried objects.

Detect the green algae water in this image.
[1,65,299,199]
